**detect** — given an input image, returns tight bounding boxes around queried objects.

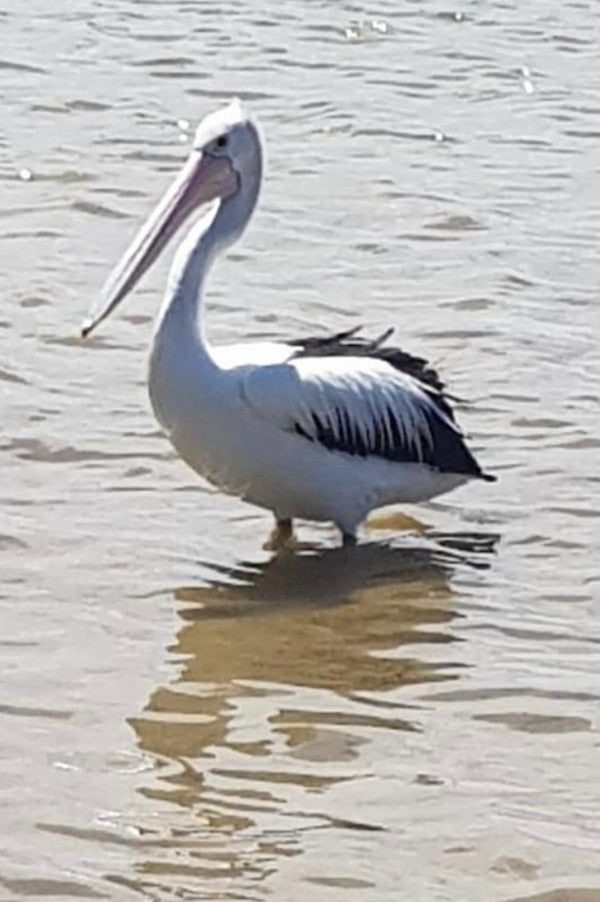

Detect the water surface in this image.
[1,1,600,900]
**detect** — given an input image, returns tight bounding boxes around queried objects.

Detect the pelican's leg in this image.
[342,531,357,548]
[263,517,294,551]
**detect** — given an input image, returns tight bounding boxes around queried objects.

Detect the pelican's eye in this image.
[215,134,229,149]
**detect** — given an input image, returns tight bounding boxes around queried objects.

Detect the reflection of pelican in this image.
[131,531,496,752]
[83,99,494,547]
[125,531,496,893]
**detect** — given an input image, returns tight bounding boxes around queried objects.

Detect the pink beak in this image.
[82,150,238,337]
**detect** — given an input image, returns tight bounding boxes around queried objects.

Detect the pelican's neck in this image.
[154,203,221,352]
[153,158,262,365]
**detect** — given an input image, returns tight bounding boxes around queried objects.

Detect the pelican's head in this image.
[193,99,263,194]
[82,99,263,337]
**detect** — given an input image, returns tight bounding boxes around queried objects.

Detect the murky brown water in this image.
[2,1,600,899]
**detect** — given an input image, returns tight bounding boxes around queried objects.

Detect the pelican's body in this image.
[149,333,469,535]
[84,101,494,545]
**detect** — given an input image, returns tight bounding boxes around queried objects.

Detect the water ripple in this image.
[2,1,600,899]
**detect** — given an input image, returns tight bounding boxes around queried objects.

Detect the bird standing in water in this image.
[82,101,494,548]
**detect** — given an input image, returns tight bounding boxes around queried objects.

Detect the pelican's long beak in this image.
[81,151,238,337]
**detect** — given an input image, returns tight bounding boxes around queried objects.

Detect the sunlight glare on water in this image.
[1,1,600,900]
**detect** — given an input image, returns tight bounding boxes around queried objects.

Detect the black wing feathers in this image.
[289,326,445,394]
[289,327,495,481]
[294,398,491,478]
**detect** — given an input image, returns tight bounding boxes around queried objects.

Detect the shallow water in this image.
[2,1,600,899]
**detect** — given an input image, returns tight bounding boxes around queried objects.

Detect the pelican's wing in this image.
[288,325,446,393]
[241,356,492,478]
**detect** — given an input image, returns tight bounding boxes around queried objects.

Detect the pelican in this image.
[82,100,495,547]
